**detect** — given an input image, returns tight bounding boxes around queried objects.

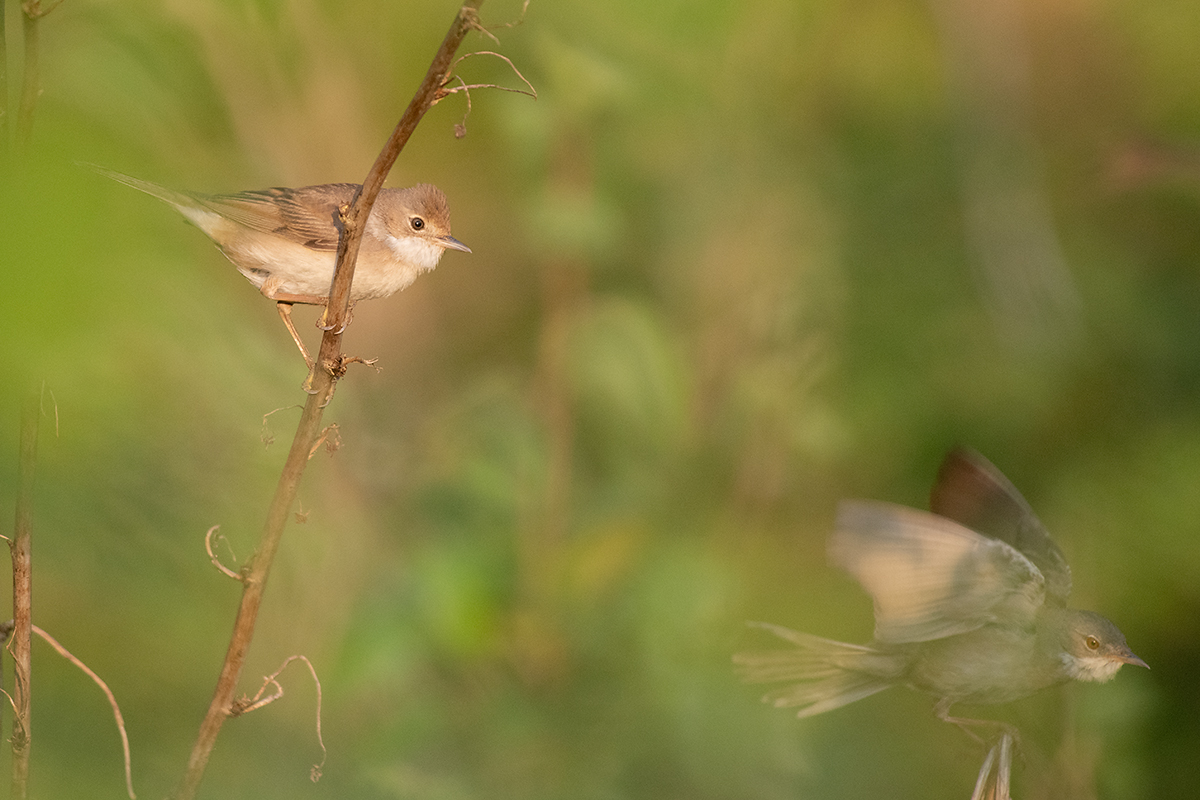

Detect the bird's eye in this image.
[410,217,425,231]
[1085,635,1100,651]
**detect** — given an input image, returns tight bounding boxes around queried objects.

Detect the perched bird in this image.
[736,448,1146,738]
[95,167,470,367]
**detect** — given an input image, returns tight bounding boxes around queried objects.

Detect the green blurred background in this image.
[0,0,1197,797]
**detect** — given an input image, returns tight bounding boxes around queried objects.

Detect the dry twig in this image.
[9,388,39,800]
[32,625,136,799]
[17,0,64,145]
[307,423,342,460]
[229,655,327,781]
[204,526,242,581]
[172,4,490,798]
[261,405,303,448]
[438,50,537,138]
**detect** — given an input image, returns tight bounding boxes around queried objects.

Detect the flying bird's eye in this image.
[1085,635,1100,651]
[411,217,425,231]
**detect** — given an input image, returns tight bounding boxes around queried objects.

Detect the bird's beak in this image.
[440,235,471,254]
[1118,650,1150,670]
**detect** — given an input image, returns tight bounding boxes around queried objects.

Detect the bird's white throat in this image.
[1061,653,1126,683]
[385,233,446,272]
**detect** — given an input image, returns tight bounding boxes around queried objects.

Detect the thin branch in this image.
[1,0,8,151]
[204,526,242,581]
[32,625,136,799]
[229,655,327,781]
[171,4,486,798]
[314,0,485,364]
[9,387,39,800]
[441,50,537,100]
[471,0,529,43]
[0,687,18,718]
[17,0,63,146]
[16,6,33,143]
[307,423,341,460]
[260,405,303,448]
[233,677,282,716]
[438,50,537,138]
[0,620,7,768]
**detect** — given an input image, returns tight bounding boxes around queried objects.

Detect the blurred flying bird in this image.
[736,448,1146,741]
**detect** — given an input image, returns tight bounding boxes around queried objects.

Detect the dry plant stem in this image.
[18,1,42,145]
[32,625,136,799]
[172,4,485,799]
[20,4,38,143]
[204,526,241,580]
[319,0,484,347]
[1,0,8,149]
[10,389,39,800]
[233,655,327,780]
[16,0,65,145]
[174,398,327,800]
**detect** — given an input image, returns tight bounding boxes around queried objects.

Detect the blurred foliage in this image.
[0,0,1198,798]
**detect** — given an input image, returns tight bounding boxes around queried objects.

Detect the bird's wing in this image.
[830,501,1046,644]
[930,448,1072,603]
[197,184,359,251]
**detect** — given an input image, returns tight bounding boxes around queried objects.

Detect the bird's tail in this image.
[734,622,902,718]
[83,163,200,210]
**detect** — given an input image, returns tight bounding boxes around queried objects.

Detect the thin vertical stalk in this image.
[17,0,38,145]
[171,4,483,798]
[1,0,10,150]
[16,0,61,145]
[10,388,39,800]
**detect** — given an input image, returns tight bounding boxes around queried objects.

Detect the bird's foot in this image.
[317,301,356,334]
[970,732,1015,800]
[276,302,315,369]
[935,699,1022,752]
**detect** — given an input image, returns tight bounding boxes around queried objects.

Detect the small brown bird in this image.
[96,167,470,366]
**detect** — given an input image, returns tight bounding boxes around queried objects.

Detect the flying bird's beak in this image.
[1117,649,1150,670]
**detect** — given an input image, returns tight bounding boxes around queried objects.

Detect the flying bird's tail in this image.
[734,622,901,718]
